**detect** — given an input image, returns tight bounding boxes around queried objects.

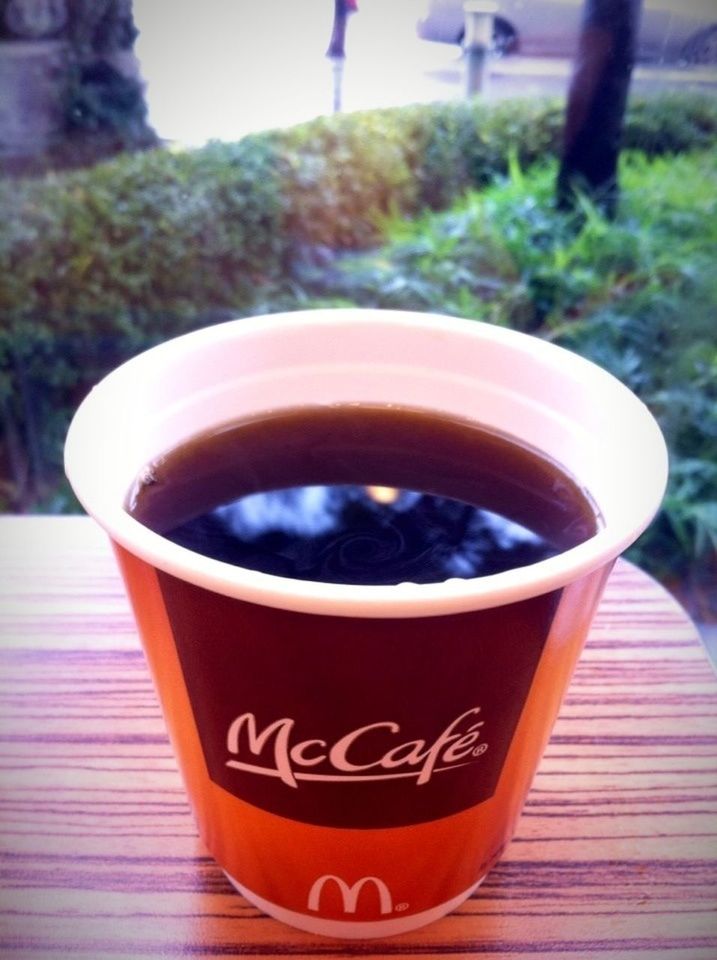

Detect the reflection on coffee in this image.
[127,405,599,585]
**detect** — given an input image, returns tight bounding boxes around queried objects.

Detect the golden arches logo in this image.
[307,874,393,915]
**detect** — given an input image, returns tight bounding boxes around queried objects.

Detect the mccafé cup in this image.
[65,309,667,938]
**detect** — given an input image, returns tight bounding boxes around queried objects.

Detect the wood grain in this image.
[1,516,716,959]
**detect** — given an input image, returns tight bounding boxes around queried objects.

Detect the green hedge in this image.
[2,91,717,510]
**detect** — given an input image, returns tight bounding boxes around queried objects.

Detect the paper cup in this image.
[65,309,667,938]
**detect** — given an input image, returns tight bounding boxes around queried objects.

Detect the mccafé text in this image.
[226,707,487,788]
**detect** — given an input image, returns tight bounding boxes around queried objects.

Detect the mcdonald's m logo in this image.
[307,874,393,915]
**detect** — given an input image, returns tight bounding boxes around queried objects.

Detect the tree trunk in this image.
[557,0,642,218]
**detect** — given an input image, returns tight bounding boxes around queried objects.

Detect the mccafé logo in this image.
[225,706,487,787]
[307,874,393,915]
[159,567,556,827]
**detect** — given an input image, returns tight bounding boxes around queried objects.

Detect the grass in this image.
[292,148,717,607]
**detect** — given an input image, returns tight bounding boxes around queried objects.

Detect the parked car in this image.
[416,0,717,63]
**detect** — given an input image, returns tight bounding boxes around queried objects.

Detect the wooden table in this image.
[1,516,716,959]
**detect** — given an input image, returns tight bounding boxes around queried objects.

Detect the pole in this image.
[463,0,497,97]
[331,57,344,113]
[326,0,356,113]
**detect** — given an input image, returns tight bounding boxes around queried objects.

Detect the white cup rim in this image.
[65,309,668,618]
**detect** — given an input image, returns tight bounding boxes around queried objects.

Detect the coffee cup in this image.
[65,309,667,938]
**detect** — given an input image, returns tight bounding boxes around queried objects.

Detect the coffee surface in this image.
[128,405,598,585]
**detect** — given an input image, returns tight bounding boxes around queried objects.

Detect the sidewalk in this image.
[133,0,717,147]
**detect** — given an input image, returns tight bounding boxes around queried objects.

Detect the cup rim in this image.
[65,309,668,619]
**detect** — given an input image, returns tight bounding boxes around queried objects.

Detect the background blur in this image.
[1,0,716,658]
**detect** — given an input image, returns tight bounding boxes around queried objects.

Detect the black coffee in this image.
[127,405,598,585]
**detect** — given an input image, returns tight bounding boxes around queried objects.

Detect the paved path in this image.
[133,0,716,147]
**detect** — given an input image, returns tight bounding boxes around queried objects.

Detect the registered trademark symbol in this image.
[394,902,409,912]
[473,743,488,757]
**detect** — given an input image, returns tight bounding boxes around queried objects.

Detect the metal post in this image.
[331,57,344,113]
[463,0,497,97]
[326,0,355,114]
